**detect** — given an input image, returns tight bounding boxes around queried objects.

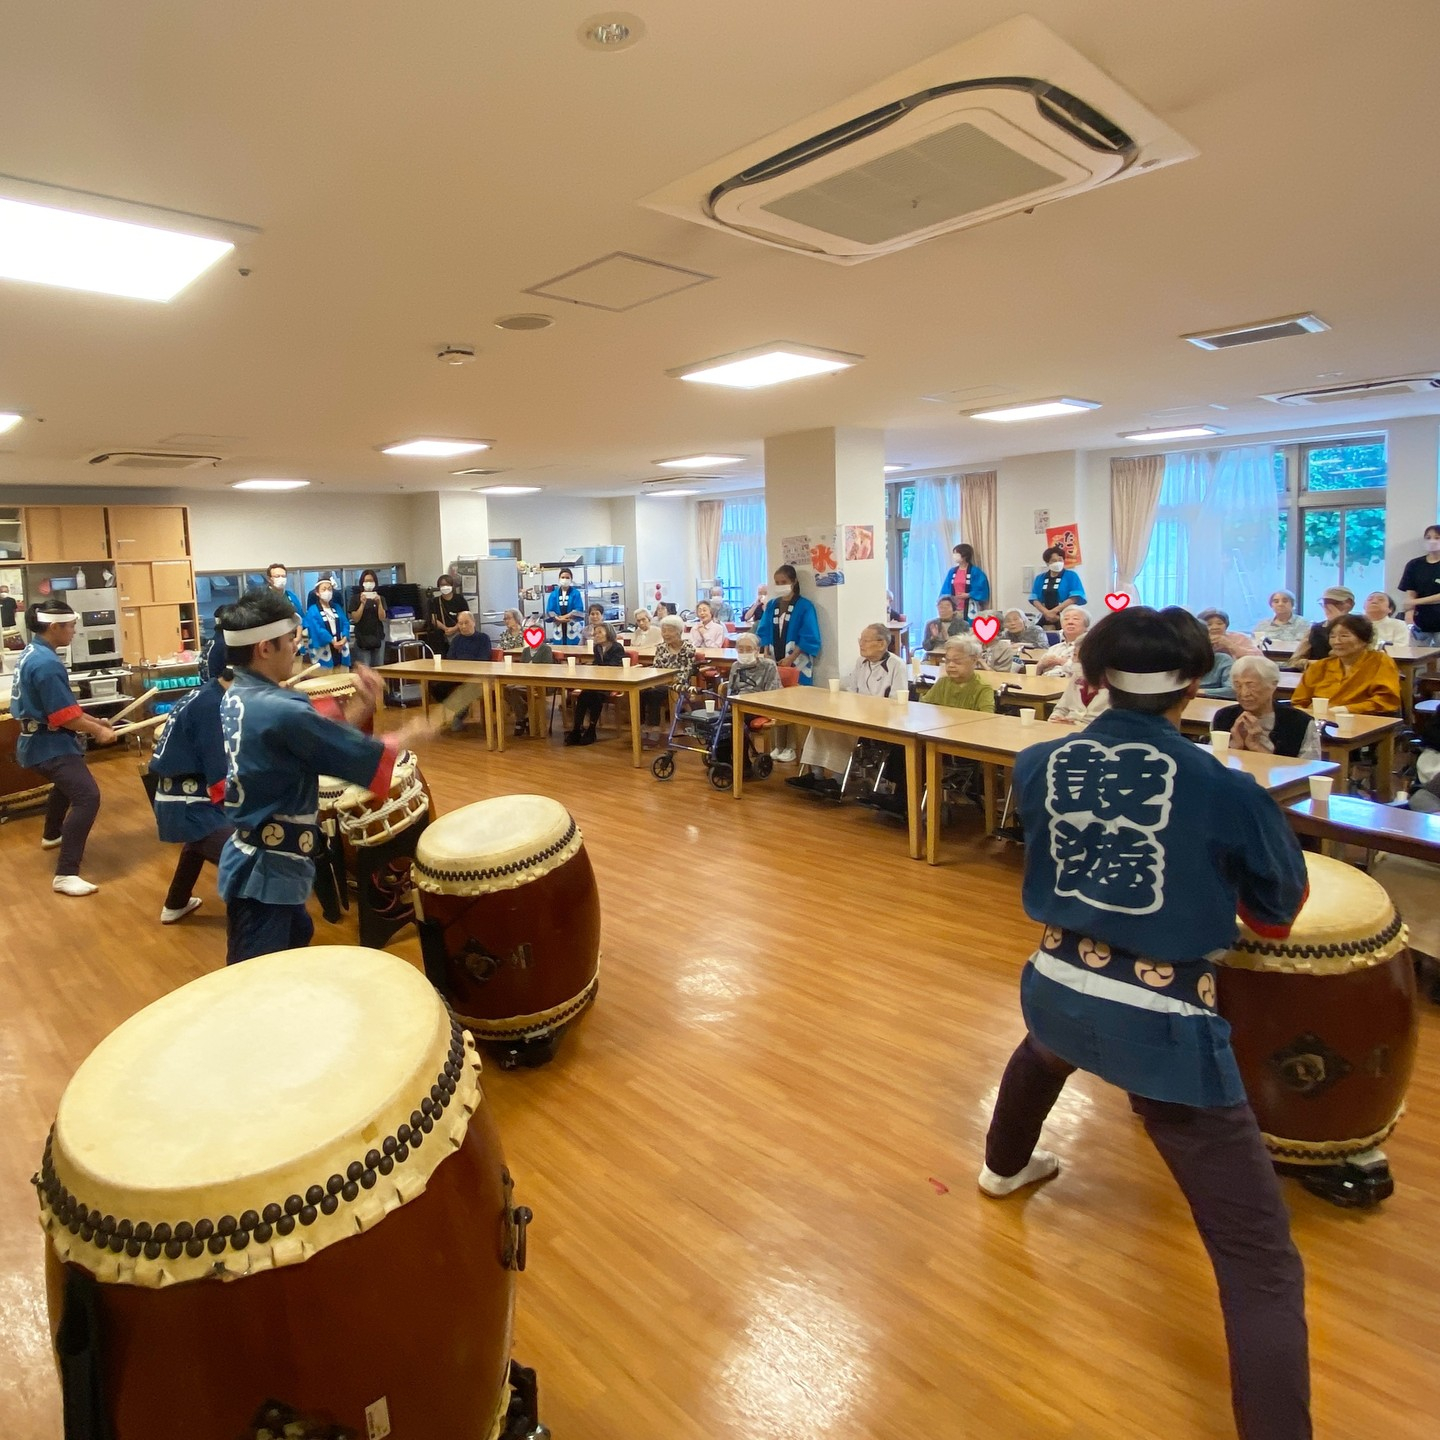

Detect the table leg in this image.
[1377,731,1396,802]
[983,762,997,836]
[905,740,922,860]
[732,701,746,797]
[494,686,508,754]
[630,688,643,768]
[420,679,431,725]
[926,743,941,865]
[1401,664,1414,723]
[1333,746,1351,793]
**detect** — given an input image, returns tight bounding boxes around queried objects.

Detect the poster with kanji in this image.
[780,534,811,567]
[843,525,875,561]
[1045,523,1082,566]
[810,531,843,587]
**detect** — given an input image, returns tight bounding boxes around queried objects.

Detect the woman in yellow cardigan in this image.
[1292,614,1401,714]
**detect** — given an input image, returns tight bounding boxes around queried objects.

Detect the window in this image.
[886,483,916,615]
[195,564,407,642]
[716,496,766,610]
[489,539,522,560]
[1280,437,1386,613]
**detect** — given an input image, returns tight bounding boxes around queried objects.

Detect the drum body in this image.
[0,710,53,813]
[414,795,600,1048]
[296,672,372,734]
[36,947,537,1440]
[335,751,432,849]
[1217,854,1417,1165]
[335,753,433,947]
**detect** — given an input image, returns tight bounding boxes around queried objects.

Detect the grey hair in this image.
[1003,608,1026,623]
[660,614,684,635]
[1064,607,1092,629]
[735,630,759,651]
[1231,655,1280,687]
[862,622,890,647]
[502,609,524,626]
[1269,588,1296,605]
[632,607,653,624]
[944,635,982,660]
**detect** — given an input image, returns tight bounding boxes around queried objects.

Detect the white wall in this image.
[607,498,640,613]
[992,450,1086,612]
[484,495,613,566]
[634,495,698,612]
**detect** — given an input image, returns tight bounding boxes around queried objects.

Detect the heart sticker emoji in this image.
[972,615,1000,644]
[523,626,545,648]
[1104,593,1131,612]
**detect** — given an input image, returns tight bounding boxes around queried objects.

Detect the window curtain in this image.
[1134,445,1281,623]
[903,473,962,646]
[716,495,767,604]
[695,500,725,587]
[1110,454,1165,591]
[959,470,997,579]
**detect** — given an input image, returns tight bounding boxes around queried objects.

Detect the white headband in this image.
[35,608,75,622]
[1105,668,1186,694]
[224,614,300,645]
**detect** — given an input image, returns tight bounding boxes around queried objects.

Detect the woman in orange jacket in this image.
[1292,614,1401,714]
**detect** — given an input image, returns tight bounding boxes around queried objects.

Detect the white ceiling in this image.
[1,0,1438,497]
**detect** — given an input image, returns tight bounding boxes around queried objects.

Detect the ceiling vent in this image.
[641,15,1194,264]
[87,450,222,470]
[1262,375,1440,407]
[1183,313,1329,351]
[640,477,717,493]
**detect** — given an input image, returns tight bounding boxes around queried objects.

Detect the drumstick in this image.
[111,714,170,738]
[280,662,326,689]
[107,686,160,725]
[434,681,489,724]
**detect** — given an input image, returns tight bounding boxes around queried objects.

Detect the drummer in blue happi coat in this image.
[12,599,118,896]
[216,587,431,966]
[978,605,1313,1440]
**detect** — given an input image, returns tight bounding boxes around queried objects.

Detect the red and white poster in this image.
[1045,523,1082,566]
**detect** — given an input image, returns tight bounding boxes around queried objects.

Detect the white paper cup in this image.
[704,699,716,713]
[566,657,577,673]
[1025,664,1039,677]
[1311,697,1329,719]
[828,678,840,693]
[1019,708,1036,726]
[622,656,632,670]
[503,654,513,669]
[1209,729,1230,754]
[1309,776,1333,807]
[892,686,908,705]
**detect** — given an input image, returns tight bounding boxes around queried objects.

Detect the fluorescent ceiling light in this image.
[473,485,541,495]
[0,412,22,435]
[645,488,701,497]
[231,478,310,491]
[381,438,492,458]
[671,343,861,390]
[966,397,1101,422]
[883,464,909,473]
[0,176,252,302]
[1119,425,1223,442]
[655,454,745,468]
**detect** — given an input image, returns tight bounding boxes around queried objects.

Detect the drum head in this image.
[338,749,418,810]
[41,947,481,1286]
[295,675,356,698]
[414,794,579,895]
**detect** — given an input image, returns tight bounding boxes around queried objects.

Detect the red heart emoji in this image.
[972,614,1000,644]
[1104,593,1131,612]
[523,626,545,648]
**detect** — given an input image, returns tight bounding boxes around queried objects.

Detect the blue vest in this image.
[148,679,229,842]
[12,641,83,766]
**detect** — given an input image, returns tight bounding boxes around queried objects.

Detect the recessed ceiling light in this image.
[494,313,555,331]
[0,411,22,435]
[473,485,542,495]
[645,488,701,497]
[884,463,909,473]
[671,343,862,390]
[578,12,646,50]
[1119,425,1224,442]
[966,397,1101,423]
[231,478,310,491]
[381,438,492,458]
[0,177,250,302]
[655,454,745,468]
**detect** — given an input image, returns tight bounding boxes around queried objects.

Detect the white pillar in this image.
[764,427,887,683]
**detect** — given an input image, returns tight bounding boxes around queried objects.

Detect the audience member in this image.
[1197,609,1261,659]
[1002,608,1048,651]
[921,595,967,653]
[642,616,698,744]
[566,621,626,746]
[1212,656,1320,758]
[1252,589,1308,647]
[1035,608,1091,676]
[1293,614,1402,714]
[687,599,727,650]
[1363,590,1410,647]
[1291,586,1354,663]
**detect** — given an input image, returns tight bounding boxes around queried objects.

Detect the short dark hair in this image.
[557,567,573,579]
[937,595,956,611]
[1425,524,1440,540]
[1197,608,1229,627]
[28,599,76,633]
[359,569,379,586]
[224,587,300,666]
[1081,606,1212,715]
[954,543,974,564]
[436,573,456,587]
[266,562,287,577]
[1041,546,1064,564]
[1330,613,1374,646]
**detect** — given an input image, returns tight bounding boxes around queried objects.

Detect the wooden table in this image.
[1388,645,1440,720]
[913,666,1068,718]
[728,687,970,859]
[1195,745,1336,799]
[376,659,674,767]
[1287,795,1440,864]
[373,658,496,744]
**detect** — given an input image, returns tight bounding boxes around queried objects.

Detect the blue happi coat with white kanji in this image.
[217,668,397,907]
[148,678,230,842]
[11,640,84,766]
[1010,707,1309,1106]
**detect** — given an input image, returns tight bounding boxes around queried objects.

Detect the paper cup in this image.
[503,654,513,669]
[1019,708,1036,726]
[891,686,908,705]
[1311,697,1329,719]
[1309,776,1334,807]
[1336,713,1357,737]
[566,657,577,673]
[828,678,840,693]
[1209,729,1230,754]
[622,656,632,670]
[1025,664,1039,677]
[704,699,716,713]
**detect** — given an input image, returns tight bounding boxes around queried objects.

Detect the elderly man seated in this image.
[1034,606,1090,676]
[786,623,907,799]
[1211,655,1320,757]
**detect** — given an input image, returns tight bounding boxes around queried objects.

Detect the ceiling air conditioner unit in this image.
[87,450,222,470]
[641,14,1195,265]
[1262,375,1440,406]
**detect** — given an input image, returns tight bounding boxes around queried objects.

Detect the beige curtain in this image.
[1110,455,1165,589]
[959,470,998,578]
[695,499,725,585]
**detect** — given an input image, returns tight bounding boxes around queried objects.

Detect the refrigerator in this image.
[453,556,520,644]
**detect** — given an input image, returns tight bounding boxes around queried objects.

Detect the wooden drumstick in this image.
[434,681,489,727]
[280,662,326,689]
[107,686,160,725]
[111,714,170,738]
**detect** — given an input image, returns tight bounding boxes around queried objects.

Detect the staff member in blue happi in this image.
[148,654,235,925]
[264,561,308,662]
[544,566,586,644]
[12,600,118,896]
[978,605,1312,1440]
[304,574,351,670]
[217,587,432,965]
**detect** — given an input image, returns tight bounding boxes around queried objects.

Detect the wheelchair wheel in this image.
[709,765,733,791]
[651,752,676,779]
[752,754,774,780]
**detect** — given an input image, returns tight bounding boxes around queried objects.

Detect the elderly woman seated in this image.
[1362,590,1411,648]
[1051,675,1111,727]
[723,630,782,696]
[786,623,907,799]
[641,615,698,743]
[1198,635,1236,698]
[1001,608,1048,652]
[1212,656,1320,758]
[971,613,1021,672]
[1252,588,1309,647]
[1293,614,1402,714]
[629,607,662,651]
[921,635,996,712]
[1034,606,1090,675]
[921,595,967,653]
[1198,608,1261,660]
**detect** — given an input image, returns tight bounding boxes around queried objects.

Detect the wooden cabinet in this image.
[116,563,154,606]
[107,506,187,560]
[120,608,144,664]
[23,506,109,563]
[120,605,187,663]
[151,560,194,604]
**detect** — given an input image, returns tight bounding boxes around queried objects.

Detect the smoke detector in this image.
[437,345,478,366]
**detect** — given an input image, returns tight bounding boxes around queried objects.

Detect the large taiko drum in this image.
[414,795,600,1067]
[35,946,543,1440]
[1217,853,1418,1207]
[335,750,433,848]
[0,708,53,816]
[295,672,371,734]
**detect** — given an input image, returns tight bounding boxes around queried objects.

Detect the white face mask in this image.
[317,589,333,604]
[735,652,756,666]
[1047,561,1064,574]
[363,581,376,592]
[559,580,571,590]
[439,585,453,597]
[1427,539,1440,554]
[271,575,287,590]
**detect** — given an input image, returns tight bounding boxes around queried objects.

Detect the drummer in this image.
[217,587,431,965]
[13,600,118,897]
[977,605,1313,1440]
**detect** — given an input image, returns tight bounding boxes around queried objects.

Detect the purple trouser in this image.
[986,1034,1311,1440]
[163,828,233,911]
[35,753,101,878]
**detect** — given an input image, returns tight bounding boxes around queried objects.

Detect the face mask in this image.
[736,652,756,666]
[1047,561,1064,574]
[439,585,453,597]
[1427,539,1440,554]
[559,580,571,590]
[363,581,376,592]
[318,589,333,604]
[271,576,287,590]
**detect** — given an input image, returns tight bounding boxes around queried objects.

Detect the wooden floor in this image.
[2,715,1438,1439]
